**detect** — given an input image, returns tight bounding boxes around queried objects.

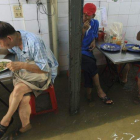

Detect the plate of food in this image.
[100,43,121,52]
[126,44,140,52]
[0,59,11,72]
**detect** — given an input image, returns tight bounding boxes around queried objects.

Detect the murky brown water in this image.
[1,67,140,140]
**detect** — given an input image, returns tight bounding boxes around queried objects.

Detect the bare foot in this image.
[121,78,127,83]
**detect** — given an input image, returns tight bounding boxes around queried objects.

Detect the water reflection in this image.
[110,132,139,140]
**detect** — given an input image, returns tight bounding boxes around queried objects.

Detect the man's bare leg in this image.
[86,88,95,107]
[0,83,32,127]
[121,64,130,83]
[9,92,13,106]
[93,74,113,104]
[9,92,31,128]
[134,77,140,104]
[86,88,92,99]
[19,96,31,128]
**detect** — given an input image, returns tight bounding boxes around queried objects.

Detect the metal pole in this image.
[69,0,84,115]
[50,0,59,62]
[47,0,59,73]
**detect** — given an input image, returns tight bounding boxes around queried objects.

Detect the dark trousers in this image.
[81,55,98,88]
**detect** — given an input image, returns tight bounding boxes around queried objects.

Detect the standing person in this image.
[82,3,113,106]
[0,21,58,139]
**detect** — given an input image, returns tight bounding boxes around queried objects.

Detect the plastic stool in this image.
[29,85,58,116]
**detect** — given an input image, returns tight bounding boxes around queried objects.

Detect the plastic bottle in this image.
[122,41,127,53]
[110,36,113,43]
[116,38,122,45]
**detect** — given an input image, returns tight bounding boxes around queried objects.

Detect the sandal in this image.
[0,118,13,139]
[7,123,32,140]
[99,96,113,105]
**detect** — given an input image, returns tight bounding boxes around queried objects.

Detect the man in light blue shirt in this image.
[0,21,58,138]
[8,30,58,83]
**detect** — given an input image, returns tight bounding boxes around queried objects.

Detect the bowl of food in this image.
[125,44,140,52]
[0,59,11,72]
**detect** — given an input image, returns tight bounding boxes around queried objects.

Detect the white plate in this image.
[0,59,11,72]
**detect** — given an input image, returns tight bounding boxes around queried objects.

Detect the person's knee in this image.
[13,85,23,98]
[13,84,28,98]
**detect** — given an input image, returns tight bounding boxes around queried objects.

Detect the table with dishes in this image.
[96,40,140,88]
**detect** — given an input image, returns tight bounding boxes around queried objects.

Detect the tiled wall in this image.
[58,0,69,71]
[0,0,50,48]
[58,0,140,70]
[1,0,140,71]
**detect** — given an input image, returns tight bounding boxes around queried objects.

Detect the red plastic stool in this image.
[134,64,140,81]
[29,85,58,116]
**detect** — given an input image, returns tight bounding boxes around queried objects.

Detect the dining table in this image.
[96,41,140,89]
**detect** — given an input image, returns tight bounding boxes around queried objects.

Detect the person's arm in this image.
[88,20,99,51]
[137,31,140,41]
[82,29,86,41]
[82,21,90,42]
[0,48,10,55]
[89,39,96,51]
[7,42,51,73]
[6,62,47,73]
[23,63,48,73]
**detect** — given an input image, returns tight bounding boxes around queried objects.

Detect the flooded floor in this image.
[0,65,140,140]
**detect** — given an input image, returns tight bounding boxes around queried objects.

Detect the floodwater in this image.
[1,66,140,140]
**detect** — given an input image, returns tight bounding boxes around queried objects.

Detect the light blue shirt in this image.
[82,19,99,58]
[8,30,58,82]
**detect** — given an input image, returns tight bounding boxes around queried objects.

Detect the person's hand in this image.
[83,21,90,33]
[7,62,23,72]
[89,40,96,51]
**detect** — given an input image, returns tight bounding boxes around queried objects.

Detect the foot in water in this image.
[98,89,113,105]
[86,93,94,107]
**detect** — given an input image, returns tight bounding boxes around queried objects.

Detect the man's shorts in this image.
[81,54,98,88]
[13,78,48,97]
